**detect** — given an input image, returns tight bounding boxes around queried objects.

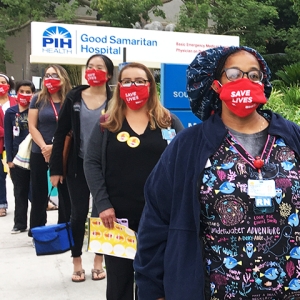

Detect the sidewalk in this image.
[0,177,107,300]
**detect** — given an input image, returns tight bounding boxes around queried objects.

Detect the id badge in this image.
[247,179,276,198]
[13,126,20,137]
[161,128,176,144]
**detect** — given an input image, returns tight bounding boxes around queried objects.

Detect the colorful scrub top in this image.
[199,131,300,300]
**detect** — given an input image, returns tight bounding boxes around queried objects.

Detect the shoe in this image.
[0,208,7,217]
[11,227,26,234]
[91,268,106,280]
[72,269,85,283]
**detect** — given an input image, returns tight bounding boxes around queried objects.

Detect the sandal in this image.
[0,208,7,217]
[72,269,85,283]
[47,200,58,211]
[91,268,106,280]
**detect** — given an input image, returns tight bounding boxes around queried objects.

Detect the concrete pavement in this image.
[0,177,107,300]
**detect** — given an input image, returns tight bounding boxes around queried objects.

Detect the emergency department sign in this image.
[31,22,239,67]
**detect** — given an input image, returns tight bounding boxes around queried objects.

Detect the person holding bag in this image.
[49,54,114,283]
[83,62,184,300]
[0,73,16,217]
[4,80,35,233]
[28,65,72,237]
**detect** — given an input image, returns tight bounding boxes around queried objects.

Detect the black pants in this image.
[105,220,139,300]
[29,152,71,236]
[57,182,71,224]
[66,157,90,257]
[105,255,138,300]
[10,166,30,229]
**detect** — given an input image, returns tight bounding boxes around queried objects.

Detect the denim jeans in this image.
[0,153,7,209]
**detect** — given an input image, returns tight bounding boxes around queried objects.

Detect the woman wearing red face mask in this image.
[0,73,16,217]
[28,65,72,238]
[49,54,114,283]
[4,80,35,232]
[83,62,184,299]
[133,46,300,300]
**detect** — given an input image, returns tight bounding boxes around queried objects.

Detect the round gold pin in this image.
[117,131,130,142]
[127,136,140,148]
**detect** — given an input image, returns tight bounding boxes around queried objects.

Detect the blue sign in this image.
[161,63,189,109]
[161,63,201,128]
[170,110,201,128]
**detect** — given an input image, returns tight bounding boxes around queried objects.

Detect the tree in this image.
[175,0,210,33]
[94,0,166,28]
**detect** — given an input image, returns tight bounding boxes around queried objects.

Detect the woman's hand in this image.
[50,175,63,187]
[100,208,116,229]
[41,144,53,162]
[7,162,14,168]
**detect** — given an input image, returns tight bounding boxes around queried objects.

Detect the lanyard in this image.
[15,113,20,127]
[226,132,276,179]
[50,98,59,122]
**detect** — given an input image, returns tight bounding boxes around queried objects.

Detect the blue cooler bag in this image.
[31,222,74,256]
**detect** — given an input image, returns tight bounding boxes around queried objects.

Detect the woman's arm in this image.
[28,108,52,162]
[83,121,115,228]
[28,108,46,149]
[49,95,72,177]
[4,109,14,165]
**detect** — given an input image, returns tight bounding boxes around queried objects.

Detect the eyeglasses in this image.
[120,79,149,87]
[222,68,263,82]
[44,73,60,79]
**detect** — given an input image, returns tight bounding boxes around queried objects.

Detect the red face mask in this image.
[119,84,149,110]
[17,93,32,107]
[85,69,107,86]
[43,78,61,94]
[0,84,9,96]
[214,78,267,118]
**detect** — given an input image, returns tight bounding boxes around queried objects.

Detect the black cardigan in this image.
[49,85,111,178]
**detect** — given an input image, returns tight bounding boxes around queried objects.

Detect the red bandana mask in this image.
[17,93,32,107]
[214,78,267,117]
[85,69,107,86]
[0,84,9,96]
[119,84,149,110]
[43,78,61,94]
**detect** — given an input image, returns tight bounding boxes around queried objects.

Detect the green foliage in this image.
[265,87,300,124]
[95,0,165,28]
[176,0,210,33]
[62,65,82,87]
[272,62,300,88]
[55,1,80,23]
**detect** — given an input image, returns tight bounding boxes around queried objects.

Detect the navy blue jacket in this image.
[4,105,29,162]
[134,110,300,300]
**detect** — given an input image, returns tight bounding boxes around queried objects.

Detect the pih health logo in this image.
[42,26,72,54]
